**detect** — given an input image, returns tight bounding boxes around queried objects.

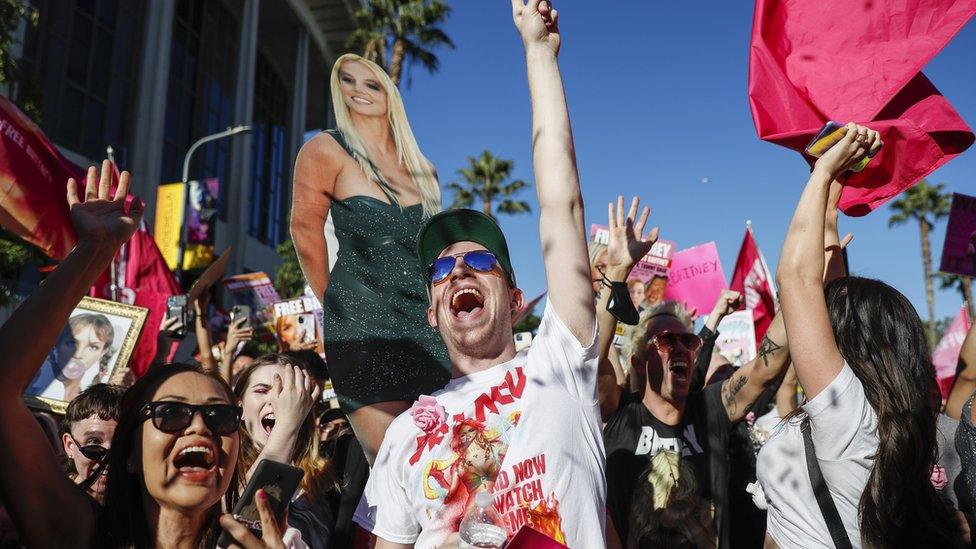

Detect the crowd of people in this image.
[0,1,974,548]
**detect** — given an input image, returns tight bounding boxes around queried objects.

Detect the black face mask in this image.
[607,280,640,325]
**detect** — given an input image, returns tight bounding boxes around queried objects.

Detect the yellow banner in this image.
[154,182,185,270]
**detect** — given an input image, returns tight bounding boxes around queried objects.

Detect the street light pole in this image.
[175,125,252,282]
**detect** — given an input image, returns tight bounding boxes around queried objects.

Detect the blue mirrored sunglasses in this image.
[428,250,499,284]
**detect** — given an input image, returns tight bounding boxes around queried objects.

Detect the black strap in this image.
[802,418,853,549]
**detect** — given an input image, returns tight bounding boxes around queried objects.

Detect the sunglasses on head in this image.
[70,435,109,462]
[428,250,500,285]
[140,401,242,436]
[650,331,702,353]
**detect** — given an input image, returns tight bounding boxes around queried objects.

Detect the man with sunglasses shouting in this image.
[60,383,124,504]
[354,1,608,547]
[602,301,791,548]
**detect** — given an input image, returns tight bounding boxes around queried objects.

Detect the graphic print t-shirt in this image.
[354,303,605,548]
[603,385,732,547]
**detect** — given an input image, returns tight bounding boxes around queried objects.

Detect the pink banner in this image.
[934,305,971,399]
[663,242,726,317]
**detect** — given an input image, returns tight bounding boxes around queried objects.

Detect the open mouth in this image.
[261,413,276,436]
[669,361,689,380]
[451,288,485,320]
[352,96,372,105]
[173,445,216,475]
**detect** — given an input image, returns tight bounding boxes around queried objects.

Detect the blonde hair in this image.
[623,301,694,365]
[329,54,441,218]
[629,450,717,547]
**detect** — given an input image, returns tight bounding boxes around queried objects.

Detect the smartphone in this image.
[217,460,303,547]
[231,305,252,329]
[804,121,880,172]
[165,295,190,339]
[296,313,315,344]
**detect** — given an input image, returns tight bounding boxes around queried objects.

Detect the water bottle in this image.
[458,491,508,549]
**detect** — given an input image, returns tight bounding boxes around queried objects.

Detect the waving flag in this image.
[934,305,971,399]
[730,224,777,343]
[749,0,976,215]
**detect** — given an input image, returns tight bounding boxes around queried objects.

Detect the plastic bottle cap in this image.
[474,491,494,508]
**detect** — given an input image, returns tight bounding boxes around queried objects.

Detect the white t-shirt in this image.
[354,303,606,548]
[756,364,878,549]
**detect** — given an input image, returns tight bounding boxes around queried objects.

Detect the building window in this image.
[18,0,143,164]
[249,50,289,246]
[160,0,237,198]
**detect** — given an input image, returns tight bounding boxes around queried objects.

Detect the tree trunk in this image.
[482,194,493,219]
[963,276,974,321]
[920,218,936,349]
[389,38,405,86]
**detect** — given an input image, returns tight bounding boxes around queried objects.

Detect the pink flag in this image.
[663,242,727,317]
[933,305,971,399]
[749,0,976,216]
[730,226,777,343]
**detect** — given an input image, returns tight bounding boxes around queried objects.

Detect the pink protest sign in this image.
[933,305,970,399]
[663,242,726,317]
[589,224,674,281]
[940,193,976,278]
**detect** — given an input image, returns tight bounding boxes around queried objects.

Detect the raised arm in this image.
[0,161,141,547]
[291,134,341,303]
[946,319,976,420]
[776,123,880,399]
[597,196,657,420]
[719,312,791,422]
[193,293,217,372]
[512,0,593,344]
[692,290,742,390]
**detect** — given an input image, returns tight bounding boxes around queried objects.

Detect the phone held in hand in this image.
[165,295,193,339]
[231,304,252,329]
[217,459,303,547]
[804,121,881,172]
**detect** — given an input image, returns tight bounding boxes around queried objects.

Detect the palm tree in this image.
[346,0,454,87]
[446,150,531,221]
[888,179,952,348]
[937,272,975,322]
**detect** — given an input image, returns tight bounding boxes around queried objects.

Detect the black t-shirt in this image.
[603,384,732,548]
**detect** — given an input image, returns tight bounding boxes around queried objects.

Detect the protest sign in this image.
[663,242,726,317]
[272,296,325,356]
[940,193,976,278]
[589,224,674,281]
[933,305,971,399]
[714,310,757,367]
[223,272,281,338]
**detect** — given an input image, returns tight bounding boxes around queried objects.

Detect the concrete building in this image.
[13,0,358,278]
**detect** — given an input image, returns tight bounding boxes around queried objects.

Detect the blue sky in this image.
[396,2,976,322]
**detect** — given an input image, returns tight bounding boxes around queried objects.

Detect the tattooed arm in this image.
[719,312,790,422]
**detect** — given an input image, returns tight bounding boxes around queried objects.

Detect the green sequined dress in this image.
[321,130,451,412]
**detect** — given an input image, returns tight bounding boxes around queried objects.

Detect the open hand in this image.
[813,123,882,180]
[68,159,142,249]
[511,0,560,55]
[606,196,658,278]
[269,365,321,433]
[226,317,255,350]
[219,489,287,549]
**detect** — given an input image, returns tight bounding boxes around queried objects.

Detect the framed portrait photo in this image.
[24,297,148,414]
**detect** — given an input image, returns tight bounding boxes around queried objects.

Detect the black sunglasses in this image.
[140,401,242,436]
[70,435,109,462]
[428,250,500,285]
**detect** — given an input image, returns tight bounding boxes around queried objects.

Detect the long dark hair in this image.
[825,277,962,548]
[233,354,336,503]
[93,363,240,548]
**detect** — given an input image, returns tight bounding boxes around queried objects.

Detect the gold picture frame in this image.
[24,297,148,414]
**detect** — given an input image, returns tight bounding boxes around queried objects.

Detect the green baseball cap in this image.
[417,209,516,286]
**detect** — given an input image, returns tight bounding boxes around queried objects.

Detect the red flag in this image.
[0,95,85,258]
[933,305,971,399]
[730,225,777,343]
[749,0,976,216]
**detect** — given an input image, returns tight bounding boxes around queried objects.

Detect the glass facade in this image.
[249,50,289,246]
[19,0,143,165]
[160,0,238,207]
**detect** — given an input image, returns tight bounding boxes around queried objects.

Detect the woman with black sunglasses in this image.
[0,163,284,548]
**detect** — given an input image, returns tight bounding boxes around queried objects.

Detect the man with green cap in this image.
[353,1,607,547]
